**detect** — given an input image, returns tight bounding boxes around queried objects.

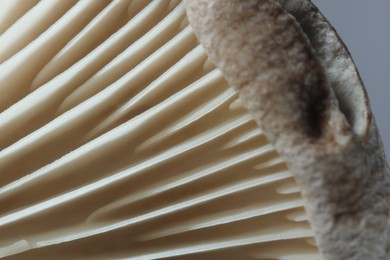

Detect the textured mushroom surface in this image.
[185,0,390,259]
[0,1,319,259]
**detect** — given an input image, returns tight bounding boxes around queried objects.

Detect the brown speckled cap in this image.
[185,0,390,259]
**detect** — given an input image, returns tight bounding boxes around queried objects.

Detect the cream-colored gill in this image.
[0,1,318,259]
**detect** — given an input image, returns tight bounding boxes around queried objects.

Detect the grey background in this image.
[311,0,390,160]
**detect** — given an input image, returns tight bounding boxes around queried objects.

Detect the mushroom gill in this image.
[1,0,382,259]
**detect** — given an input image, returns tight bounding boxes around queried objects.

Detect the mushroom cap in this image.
[185,0,390,259]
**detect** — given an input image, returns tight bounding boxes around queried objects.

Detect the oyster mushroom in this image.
[0,0,388,259]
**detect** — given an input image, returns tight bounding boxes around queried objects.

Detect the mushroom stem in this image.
[185,0,390,259]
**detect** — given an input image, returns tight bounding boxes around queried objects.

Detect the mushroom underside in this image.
[2,0,371,259]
